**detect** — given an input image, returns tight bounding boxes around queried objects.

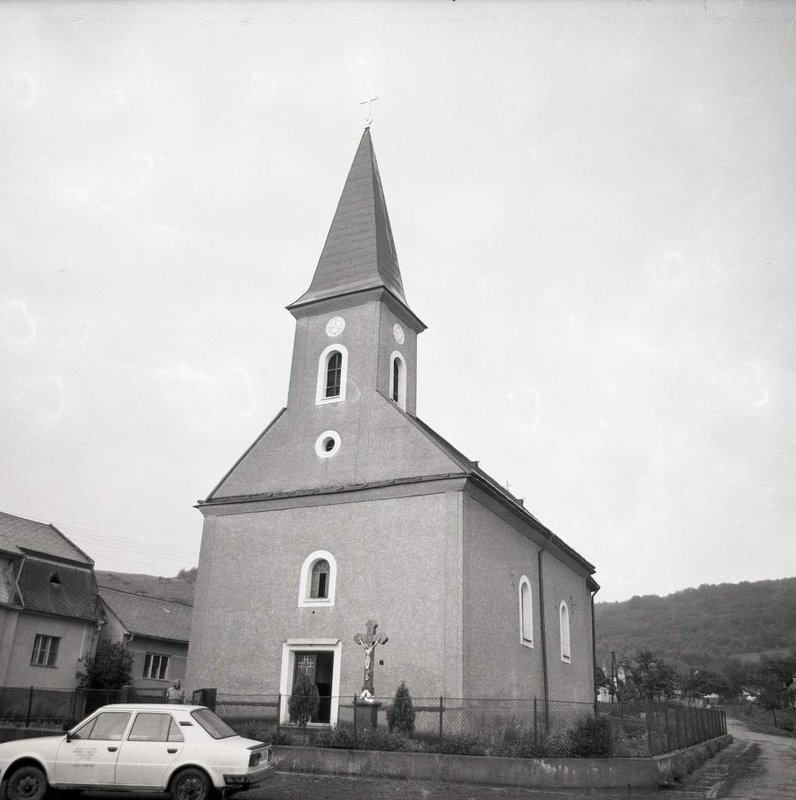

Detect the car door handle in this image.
[167,748,177,754]
[107,746,118,752]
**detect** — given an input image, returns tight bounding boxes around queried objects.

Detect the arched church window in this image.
[326,353,342,398]
[560,600,571,662]
[519,576,533,647]
[310,559,330,599]
[316,345,348,405]
[298,550,337,607]
[390,351,407,409]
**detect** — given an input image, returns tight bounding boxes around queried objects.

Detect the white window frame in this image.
[31,634,60,667]
[316,344,348,405]
[143,652,170,680]
[559,600,571,663]
[389,351,407,410]
[279,639,342,726]
[518,576,533,647]
[298,550,337,607]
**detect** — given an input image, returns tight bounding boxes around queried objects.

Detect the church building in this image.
[185,129,599,726]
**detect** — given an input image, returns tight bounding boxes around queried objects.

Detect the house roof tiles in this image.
[99,587,192,643]
[0,510,93,565]
[18,559,99,621]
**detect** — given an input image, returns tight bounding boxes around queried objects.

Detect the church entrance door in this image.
[292,651,333,724]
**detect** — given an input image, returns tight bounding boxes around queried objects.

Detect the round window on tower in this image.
[315,430,341,459]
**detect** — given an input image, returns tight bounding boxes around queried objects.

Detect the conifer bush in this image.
[387,681,416,736]
[288,674,320,740]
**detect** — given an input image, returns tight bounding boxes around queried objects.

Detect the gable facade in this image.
[185,130,598,723]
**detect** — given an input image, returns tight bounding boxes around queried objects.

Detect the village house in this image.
[0,510,101,692]
[98,586,192,692]
[185,129,599,726]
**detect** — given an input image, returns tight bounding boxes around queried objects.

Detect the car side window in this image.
[128,713,184,743]
[72,712,131,741]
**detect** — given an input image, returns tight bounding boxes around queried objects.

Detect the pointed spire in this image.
[290,128,407,309]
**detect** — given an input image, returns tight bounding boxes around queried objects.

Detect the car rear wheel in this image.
[6,765,48,800]
[171,768,211,800]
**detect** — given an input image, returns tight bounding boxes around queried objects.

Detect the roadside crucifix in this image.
[353,619,388,697]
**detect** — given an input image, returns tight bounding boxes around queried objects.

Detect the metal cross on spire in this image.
[359,94,379,128]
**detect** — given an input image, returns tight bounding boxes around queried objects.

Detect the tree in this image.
[682,668,730,699]
[618,650,678,701]
[387,681,415,736]
[76,641,133,690]
[288,674,319,742]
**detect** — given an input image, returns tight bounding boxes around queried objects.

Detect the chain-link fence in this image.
[205,693,726,757]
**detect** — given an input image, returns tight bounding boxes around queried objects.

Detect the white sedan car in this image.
[0,704,274,800]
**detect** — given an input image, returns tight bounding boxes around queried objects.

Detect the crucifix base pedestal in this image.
[354,700,382,730]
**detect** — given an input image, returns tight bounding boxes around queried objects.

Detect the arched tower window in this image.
[316,345,348,405]
[560,600,571,662]
[519,576,533,647]
[298,550,337,607]
[390,351,407,410]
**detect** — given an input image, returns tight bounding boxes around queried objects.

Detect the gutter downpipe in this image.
[537,533,554,732]
[591,584,600,711]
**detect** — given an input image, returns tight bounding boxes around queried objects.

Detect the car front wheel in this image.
[170,768,211,800]
[6,765,48,800]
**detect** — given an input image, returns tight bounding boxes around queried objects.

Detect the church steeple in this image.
[289,128,408,311]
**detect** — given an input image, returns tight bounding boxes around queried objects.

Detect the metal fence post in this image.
[26,686,34,728]
[276,694,281,736]
[644,703,654,755]
[438,696,444,752]
[665,703,672,753]
[533,697,538,743]
[352,695,358,750]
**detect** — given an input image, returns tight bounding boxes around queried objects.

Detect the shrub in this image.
[314,726,356,749]
[568,715,612,757]
[288,675,320,729]
[439,734,485,756]
[387,682,416,736]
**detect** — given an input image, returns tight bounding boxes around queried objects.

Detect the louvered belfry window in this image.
[310,559,330,599]
[325,352,342,398]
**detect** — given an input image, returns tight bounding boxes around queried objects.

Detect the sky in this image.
[1,1,794,603]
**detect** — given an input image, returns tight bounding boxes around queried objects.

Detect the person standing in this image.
[166,679,185,704]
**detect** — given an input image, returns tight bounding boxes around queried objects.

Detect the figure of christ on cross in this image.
[353,619,388,697]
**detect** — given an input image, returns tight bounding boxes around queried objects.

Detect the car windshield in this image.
[191,708,237,739]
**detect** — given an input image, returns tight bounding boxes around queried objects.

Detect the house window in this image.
[316,345,348,404]
[298,550,337,607]
[143,653,170,680]
[519,576,533,647]
[390,351,407,409]
[560,601,571,662]
[31,634,60,667]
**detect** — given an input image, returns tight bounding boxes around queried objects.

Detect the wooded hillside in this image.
[95,567,196,605]
[595,577,796,666]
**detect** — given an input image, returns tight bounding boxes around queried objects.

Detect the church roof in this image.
[289,128,408,310]
[99,586,192,643]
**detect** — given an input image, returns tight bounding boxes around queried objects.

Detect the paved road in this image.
[254,772,659,800]
[724,716,796,799]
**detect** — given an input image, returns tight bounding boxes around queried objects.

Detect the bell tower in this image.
[285,127,425,418]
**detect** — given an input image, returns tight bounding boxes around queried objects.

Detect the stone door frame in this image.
[279,638,342,726]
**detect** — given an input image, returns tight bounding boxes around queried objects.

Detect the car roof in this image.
[92,704,206,713]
